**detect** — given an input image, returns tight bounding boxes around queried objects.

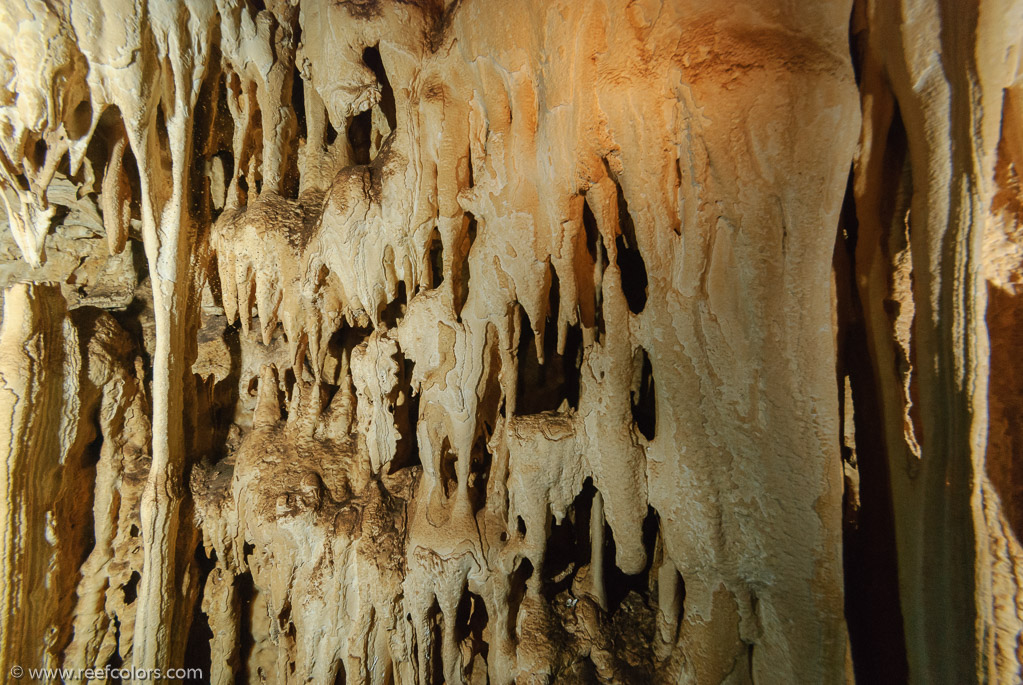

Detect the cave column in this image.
[0,284,82,673]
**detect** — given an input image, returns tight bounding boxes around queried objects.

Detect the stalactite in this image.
[0,1,1021,683]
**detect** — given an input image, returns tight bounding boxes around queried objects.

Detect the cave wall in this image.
[0,0,1021,683]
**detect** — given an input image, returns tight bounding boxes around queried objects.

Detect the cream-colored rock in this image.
[0,0,1021,683]
[64,309,152,678]
[0,284,85,674]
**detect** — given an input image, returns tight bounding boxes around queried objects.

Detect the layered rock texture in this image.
[0,0,1021,683]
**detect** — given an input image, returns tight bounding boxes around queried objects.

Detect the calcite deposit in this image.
[0,0,1021,683]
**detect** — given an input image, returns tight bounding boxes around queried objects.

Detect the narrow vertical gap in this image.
[428,228,445,289]
[612,178,648,314]
[508,559,533,640]
[346,110,372,165]
[390,357,421,473]
[282,367,296,420]
[381,280,408,328]
[987,288,1023,531]
[583,197,607,338]
[362,45,396,132]
[332,660,347,685]
[183,547,215,679]
[289,63,308,201]
[154,102,172,175]
[455,212,477,319]
[455,591,489,680]
[31,137,47,169]
[547,262,560,351]
[66,99,93,141]
[514,291,582,414]
[439,437,457,499]
[427,599,444,685]
[603,507,658,614]
[583,198,600,263]
[541,479,595,601]
[835,150,909,681]
[986,86,1023,537]
[123,571,141,604]
[468,434,491,513]
[236,571,256,682]
[631,347,656,441]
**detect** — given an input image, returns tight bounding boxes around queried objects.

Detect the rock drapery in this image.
[0,0,1021,683]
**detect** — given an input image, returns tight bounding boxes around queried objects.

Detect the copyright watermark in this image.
[9,665,203,680]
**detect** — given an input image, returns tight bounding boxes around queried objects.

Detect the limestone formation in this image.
[0,0,1021,683]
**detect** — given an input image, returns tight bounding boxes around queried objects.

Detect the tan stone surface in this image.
[0,0,1020,683]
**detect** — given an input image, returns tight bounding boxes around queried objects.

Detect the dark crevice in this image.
[327,323,374,380]
[427,599,444,685]
[291,66,307,143]
[583,197,600,264]
[604,507,658,614]
[332,660,347,685]
[455,591,489,676]
[583,197,608,338]
[106,646,125,676]
[515,271,582,414]
[279,63,304,198]
[92,105,145,229]
[987,284,1023,532]
[391,358,421,474]
[190,45,223,220]
[613,178,648,314]
[66,99,93,141]
[363,45,397,132]
[78,420,104,470]
[236,571,256,683]
[508,558,533,640]
[548,265,560,346]
[380,279,408,329]
[428,228,444,289]
[183,544,215,682]
[202,322,241,463]
[671,562,686,630]
[835,156,910,683]
[455,212,477,319]
[123,571,140,605]
[631,347,656,441]
[439,437,457,499]
[211,70,235,157]
[987,90,1023,536]
[877,105,923,462]
[541,479,596,602]
[475,325,504,452]
[347,109,373,165]
[154,103,172,175]
[282,366,297,409]
[468,434,492,513]
[32,138,47,170]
